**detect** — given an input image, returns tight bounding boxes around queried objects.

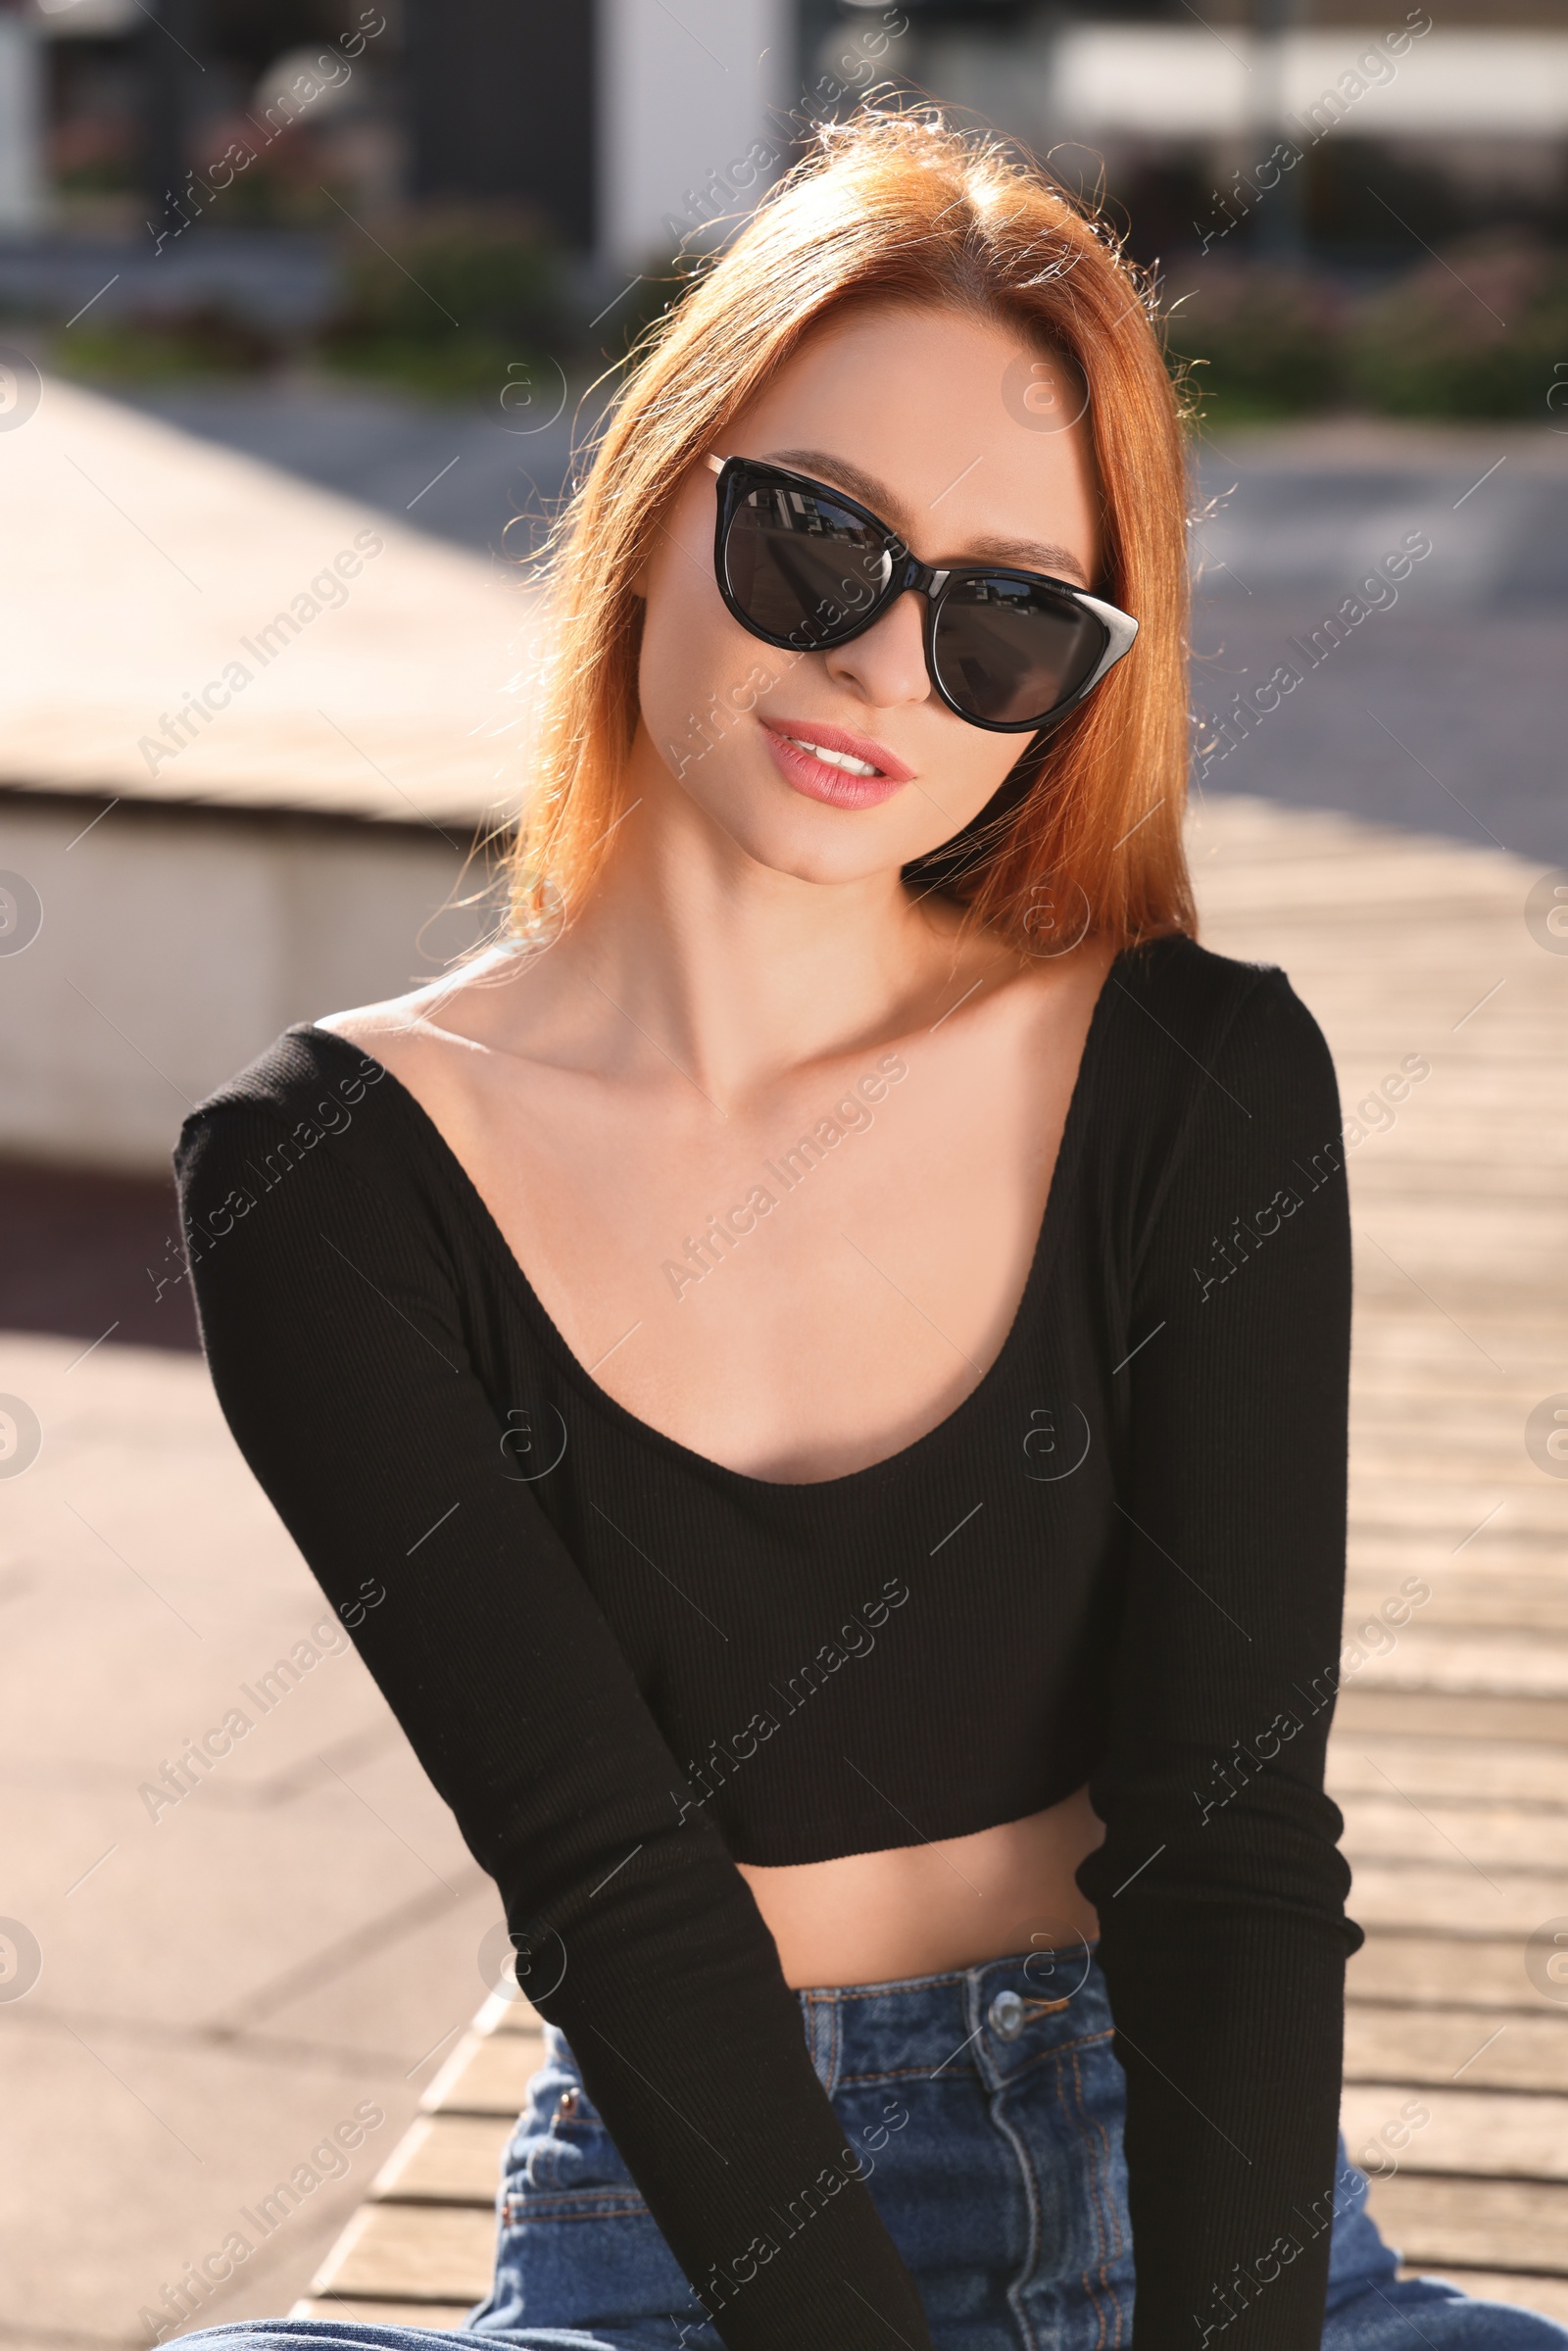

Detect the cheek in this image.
[634,513,1043,868]
[890,718,1034,835]
[637,537,768,773]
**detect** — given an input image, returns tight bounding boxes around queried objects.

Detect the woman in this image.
[172,111,1559,2351]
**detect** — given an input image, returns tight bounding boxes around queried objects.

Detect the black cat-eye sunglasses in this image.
[706,453,1138,734]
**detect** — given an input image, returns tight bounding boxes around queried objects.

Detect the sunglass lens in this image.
[723,475,893,648]
[933,575,1106,726]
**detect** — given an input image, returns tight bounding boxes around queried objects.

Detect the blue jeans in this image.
[181,1949,1566,2351]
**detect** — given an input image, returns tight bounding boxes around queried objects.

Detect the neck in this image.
[500,728,987,1109]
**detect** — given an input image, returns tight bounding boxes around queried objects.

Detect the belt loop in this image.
[800,1988,842,2095]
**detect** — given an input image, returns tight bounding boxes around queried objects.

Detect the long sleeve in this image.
[1076,963,1362,2351]
[173,1089,937,2351]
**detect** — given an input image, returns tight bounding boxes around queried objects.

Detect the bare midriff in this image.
[735,1781,1104,1988]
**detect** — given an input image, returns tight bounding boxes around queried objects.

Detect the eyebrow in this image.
[761,446,1093,588]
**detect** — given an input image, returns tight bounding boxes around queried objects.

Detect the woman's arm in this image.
[175,1080,936,2351]
[1077,962,1362,2351]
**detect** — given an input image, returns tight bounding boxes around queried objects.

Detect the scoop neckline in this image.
[292,949,1133,1497]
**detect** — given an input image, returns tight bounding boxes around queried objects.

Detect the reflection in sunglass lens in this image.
[723,478,894,648]
[932,575,1105,727]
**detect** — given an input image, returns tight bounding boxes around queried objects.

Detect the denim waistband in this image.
[793,1940,1110,2097]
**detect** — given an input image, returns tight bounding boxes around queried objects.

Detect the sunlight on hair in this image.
[507,103,1200,958]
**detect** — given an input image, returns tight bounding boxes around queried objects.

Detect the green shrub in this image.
[326,206,562,344]
[319,332,537,401]
[50,305,282,384]
[1347,238,1568,419]
[1166,264,1347,420]
[1164,243,1568,422]
[319,206,565,405]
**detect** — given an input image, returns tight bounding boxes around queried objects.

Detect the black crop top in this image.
[173,933,1362,2351]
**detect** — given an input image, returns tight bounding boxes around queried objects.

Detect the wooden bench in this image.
[291,1989,538,2328]
[294,794,1568,2328]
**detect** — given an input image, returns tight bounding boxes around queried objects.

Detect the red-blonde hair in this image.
[507,106,1197,954]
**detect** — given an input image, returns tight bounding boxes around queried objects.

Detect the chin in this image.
[679,764,929,892]
[723,809,904,889]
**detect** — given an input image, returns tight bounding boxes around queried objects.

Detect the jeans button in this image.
[989,1989,1025,2040]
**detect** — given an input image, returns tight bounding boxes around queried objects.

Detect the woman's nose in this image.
[820,589,932,710]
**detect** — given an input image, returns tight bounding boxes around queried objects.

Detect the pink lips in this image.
[760,716,914,810]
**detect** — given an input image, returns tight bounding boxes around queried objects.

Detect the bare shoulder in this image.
[313,984,442,1070]
[973,925,1121,1043]
[314,951,531,1082]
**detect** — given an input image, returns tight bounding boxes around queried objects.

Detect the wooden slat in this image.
[1342,2087,1568,2180]
[1348,1933,1559,2011]
[1346,1543,1567,1577]
[1340,1793,1568,1873]
[1345,1497,1567,1542]
[1344,2007,1568,2094]
[1335,1690,1568,1745]
[1353,1371,1565,1402]
[373,2112,514,2205]
[312,2201,497,2303]
[1348,1452,1561,1490]
[1352,1569,1568,1600]
[1331,1738,1568,1807]
[1367,2177,1568,2278]
[1336,1863,1568,1936]
[1344,1598,1568,1641]
[418,2026,545,2117]
[1333,1631,1568,1698]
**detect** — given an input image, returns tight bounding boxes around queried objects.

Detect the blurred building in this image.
[1,0,798,273]
[0,0,1560,270]
[869,0,1568,267]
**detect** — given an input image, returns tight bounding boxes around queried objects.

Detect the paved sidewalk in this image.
[0,373,530,829]
[0,1328,503,2349]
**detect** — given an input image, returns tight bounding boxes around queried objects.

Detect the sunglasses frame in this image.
[706,453,1139,735]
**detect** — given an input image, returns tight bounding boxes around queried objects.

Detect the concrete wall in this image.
[0,796,497,1174]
